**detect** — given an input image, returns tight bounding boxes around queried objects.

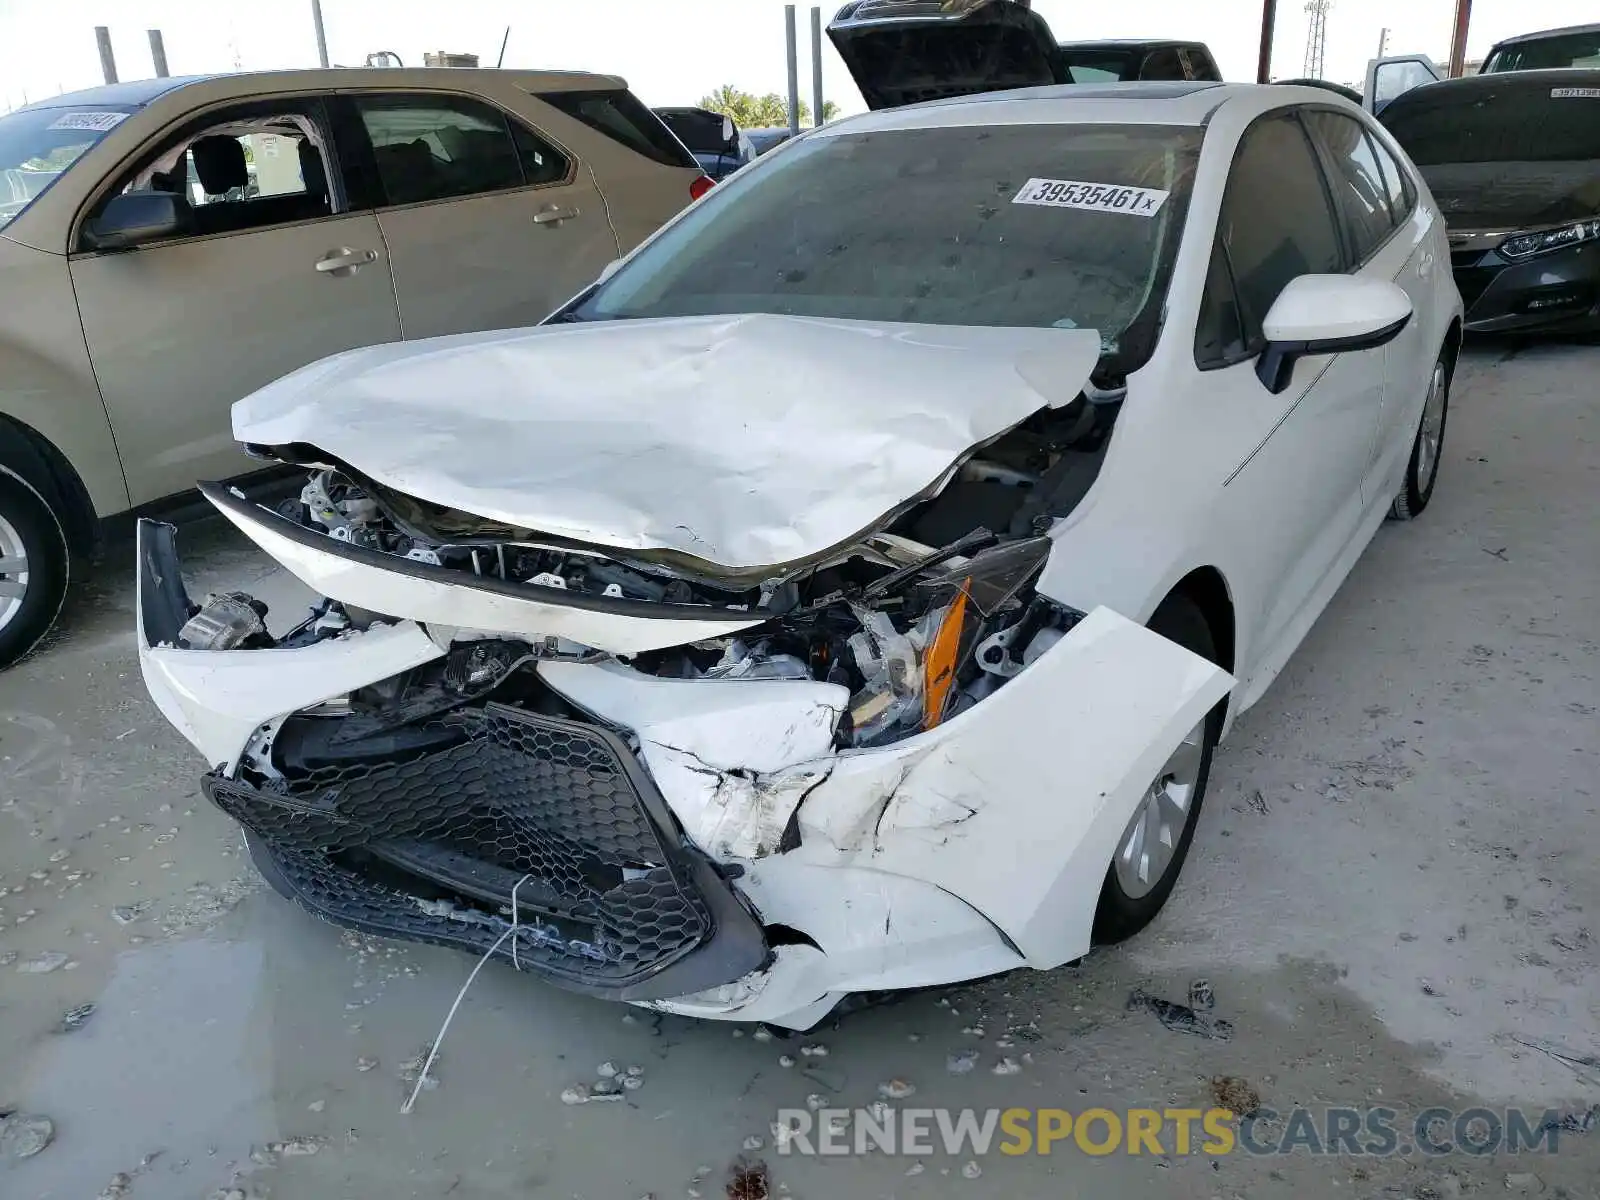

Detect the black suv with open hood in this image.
[828,0,1066,110]
[1380,69,1600,334]
[827,1,1219,110]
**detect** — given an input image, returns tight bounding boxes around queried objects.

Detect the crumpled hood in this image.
[233,313,1101,572]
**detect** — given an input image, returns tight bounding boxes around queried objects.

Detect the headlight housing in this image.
[1498,218,1600,261]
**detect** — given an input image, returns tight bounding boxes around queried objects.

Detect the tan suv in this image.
[0,68,707,666]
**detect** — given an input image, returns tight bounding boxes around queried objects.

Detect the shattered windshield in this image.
[574,122,1203,370]
[0,105,131,229]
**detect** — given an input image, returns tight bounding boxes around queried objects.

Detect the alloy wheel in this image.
[1114,718,1208,900]
[0,511,30,635]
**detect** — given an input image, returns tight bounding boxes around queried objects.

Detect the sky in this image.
[0,0,1592,115]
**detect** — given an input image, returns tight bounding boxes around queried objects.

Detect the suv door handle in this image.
[316,247,378,274]
[533,206,579,226]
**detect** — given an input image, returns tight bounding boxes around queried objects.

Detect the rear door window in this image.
[354,94,569,206]
[1211,113,1345,345]
[1302,110,1397,265]
[539,89,697,169]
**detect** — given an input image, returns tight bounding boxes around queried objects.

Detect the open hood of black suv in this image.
[828,0,1067,111]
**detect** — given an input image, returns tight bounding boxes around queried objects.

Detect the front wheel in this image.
[1389,351,1452,521]
[0,469,70,670]
[1092,592,1221,944]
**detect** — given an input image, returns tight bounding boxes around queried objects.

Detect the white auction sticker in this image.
[47,110,129,132]
[1012,177,1169,216]
[1551,87,1600,99]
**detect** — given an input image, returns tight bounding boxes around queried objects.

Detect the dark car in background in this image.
[1481,23,1600,73]
[827,0,1219,109]
[745,126,796,156]
[1380,69,1600,334]
[653,106,754,180]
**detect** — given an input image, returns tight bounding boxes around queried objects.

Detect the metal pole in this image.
[1256,0,1277,83]
[1376,27,1389,58]
[95,26,118,85]
[311,0,330,68]
[1447,0,1472,77]
[810,7,825,126]
[785,5,801,136]
[148,29,169,77]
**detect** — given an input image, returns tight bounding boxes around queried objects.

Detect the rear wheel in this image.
[0,469,69,670]
[1389,351,1452,521]
[1092,592,1221,944]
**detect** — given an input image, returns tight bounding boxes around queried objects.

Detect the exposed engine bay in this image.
[182,387,1120,753]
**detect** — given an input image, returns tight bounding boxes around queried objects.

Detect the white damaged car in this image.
[137,60,1461,1027]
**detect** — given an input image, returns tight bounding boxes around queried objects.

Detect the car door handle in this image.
[533,206,579,226]
[315,247,379,274]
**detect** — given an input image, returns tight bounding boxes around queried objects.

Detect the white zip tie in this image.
[400,873,535,1115]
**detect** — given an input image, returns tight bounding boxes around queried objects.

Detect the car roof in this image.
[813,80,1258,133]
[1489,22,1600,48]
[17,67,627,114]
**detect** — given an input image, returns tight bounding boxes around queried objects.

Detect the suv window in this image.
[1180,47,1222,81]
[1198,113,1343,360]
[1141,49,1187,81]
[539,89,698,170]
[355,94,569,206]
[91,100,336,245]
[1302,110,1396,264]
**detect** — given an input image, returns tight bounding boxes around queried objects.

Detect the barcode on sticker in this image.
[47,110,129,132]
[1551,87,1600,99]
[1012,178,1169,216]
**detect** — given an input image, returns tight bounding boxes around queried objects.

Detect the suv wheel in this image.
[0,468,69,670]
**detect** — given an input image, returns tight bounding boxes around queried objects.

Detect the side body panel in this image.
[70,212,402,505]
[0,234,130,514]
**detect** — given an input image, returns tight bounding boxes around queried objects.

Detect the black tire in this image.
[0,468,70,670]
[1389,348,1453,521]
[1092,592,1222,944]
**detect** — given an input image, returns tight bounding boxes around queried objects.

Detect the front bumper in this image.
[138,519,766,1002]
[138,513,1231,1027]
[1451,240,1600,334]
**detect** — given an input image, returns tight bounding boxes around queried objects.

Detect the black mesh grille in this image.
[205,704,740,995]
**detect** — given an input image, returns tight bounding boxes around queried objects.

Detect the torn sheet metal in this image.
[538,660,847,859]
[231,313,1102,570]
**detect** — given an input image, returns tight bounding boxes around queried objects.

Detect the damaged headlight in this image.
[843,537,1076,746]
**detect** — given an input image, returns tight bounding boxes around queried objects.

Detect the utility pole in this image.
[785,5,801,136]
[311,0,330,69]
[1376,27,1389,58]
[148,29,170,78]
[1447,0,1473,77]
[94,27,118,85]
[1257,0,1278,83]
[810,7,826,127]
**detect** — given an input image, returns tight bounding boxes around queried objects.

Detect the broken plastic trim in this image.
[199,481,759,623]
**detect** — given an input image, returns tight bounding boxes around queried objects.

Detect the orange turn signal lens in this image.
[922,582,970,730]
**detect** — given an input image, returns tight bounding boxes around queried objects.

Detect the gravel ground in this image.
[1,342,1595,1199]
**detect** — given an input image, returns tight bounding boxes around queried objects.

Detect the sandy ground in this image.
[0,342,1595,1200]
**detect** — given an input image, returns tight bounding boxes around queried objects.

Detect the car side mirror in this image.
[83,190,189,252]
[1256,274,1413,394]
